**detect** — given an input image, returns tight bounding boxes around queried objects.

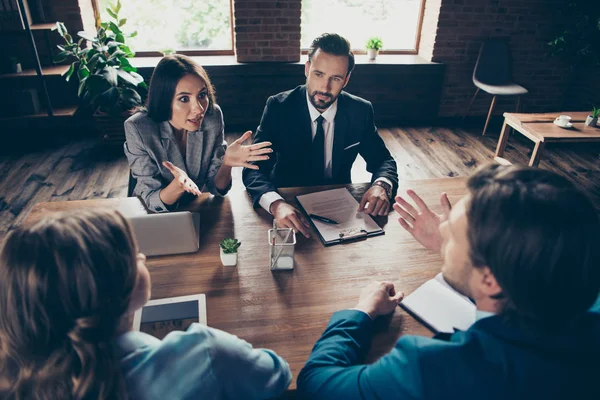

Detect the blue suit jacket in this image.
[297,309,600,400]
[242,85,398,207]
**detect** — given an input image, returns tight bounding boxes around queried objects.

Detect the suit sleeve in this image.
[358,102,399,195]
[209,327,292,399]
[204,107,230,197]
[123,119,171,212]
[242,96,280,207]
[297,310,424,400]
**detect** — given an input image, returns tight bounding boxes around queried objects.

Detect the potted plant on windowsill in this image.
[366,37,383,61]
[53,0,147,143]
[220,238,241,266]
[585,106,599,127]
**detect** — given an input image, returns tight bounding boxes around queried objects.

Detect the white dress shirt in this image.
[258,93,391,214]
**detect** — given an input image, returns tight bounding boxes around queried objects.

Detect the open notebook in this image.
[295,187,384,246]
[400,273,476,334]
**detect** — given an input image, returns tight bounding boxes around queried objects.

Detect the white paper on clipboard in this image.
[296,188,383,244]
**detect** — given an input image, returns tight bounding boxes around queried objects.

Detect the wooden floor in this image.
[1,123,599,239]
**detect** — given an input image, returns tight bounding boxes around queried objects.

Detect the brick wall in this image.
[425,0,573,117]
[233,0,301,63]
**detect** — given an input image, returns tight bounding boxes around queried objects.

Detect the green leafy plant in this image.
[52,0,147,115]
[366,37,383,51]
[220,238,241,254]
[591,106,600,118]
[547,1,600,67]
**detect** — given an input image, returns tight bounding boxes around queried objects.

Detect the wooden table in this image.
[25,178,467,392]
[495,112,600,167]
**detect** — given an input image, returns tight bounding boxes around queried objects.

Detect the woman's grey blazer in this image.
[124,105,229,212]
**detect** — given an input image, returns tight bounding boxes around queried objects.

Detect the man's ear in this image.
[305,61,310,78]
[343,73,351,88]
[476,266,503,298]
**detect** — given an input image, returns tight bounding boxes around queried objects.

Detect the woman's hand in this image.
[162,161,202,197]
[223,131,272,170]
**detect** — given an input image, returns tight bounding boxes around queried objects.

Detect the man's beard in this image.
[309,90,336,111]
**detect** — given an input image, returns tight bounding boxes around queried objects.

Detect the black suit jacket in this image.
[242,85,398,207]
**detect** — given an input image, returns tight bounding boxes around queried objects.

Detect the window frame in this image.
[300,0,427,56]
[91,0,235,56]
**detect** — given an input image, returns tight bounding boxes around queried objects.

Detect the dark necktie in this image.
[311,115,325,184]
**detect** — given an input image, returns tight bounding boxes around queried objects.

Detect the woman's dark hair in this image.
[145,54,216,122]
[0,210,139,399]
[465,164,600,327]
[308,33,355,76]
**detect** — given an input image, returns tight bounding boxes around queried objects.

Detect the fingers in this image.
[391,291,405,303]
[406,190,430,213]
[375,199,390,216]
[250,141,272,150]
[234,130,253,144]
[288,213,310,238]
[242,163,259,170]
[249,147,273,156]
[181,178,201,197]
[162,160,177,174]
[394,195,418,217]
[441,192,452,217]
[364,198,377,214]
[357,194,369,212]
[247,155,270,162]
[398,217,414,233]
[393,203,415,224]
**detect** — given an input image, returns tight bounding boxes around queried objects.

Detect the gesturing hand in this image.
[355,281,404,319]
[162,161,202,197]
[393,190,452,253]
[270,200,311,238]
[358,185,390,216]
[223,130,272,170]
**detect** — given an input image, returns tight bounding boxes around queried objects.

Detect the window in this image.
[301,0,425,53]
[96,0,233,54]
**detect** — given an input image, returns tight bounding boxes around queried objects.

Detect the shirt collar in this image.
[305,90,338,123]
[475,309,496,321]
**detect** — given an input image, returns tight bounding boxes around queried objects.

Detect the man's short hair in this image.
[465,164,600,328]
[307,33,355,76]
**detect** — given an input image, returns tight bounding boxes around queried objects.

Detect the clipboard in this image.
[295,187,384,246]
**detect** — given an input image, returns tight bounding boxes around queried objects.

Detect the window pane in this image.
[97,0,232,52]
[301,0,423,51]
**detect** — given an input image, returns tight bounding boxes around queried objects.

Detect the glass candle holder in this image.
[268,228,296,270]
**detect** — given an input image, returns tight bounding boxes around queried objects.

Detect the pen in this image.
[309,214,339,224]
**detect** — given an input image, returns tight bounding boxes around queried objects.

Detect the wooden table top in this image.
[24,177,468,390]
[504,112,600,142]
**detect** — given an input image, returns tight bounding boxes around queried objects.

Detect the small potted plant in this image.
[366,37,383,61]
[585,106,599,127]
[220,238,241,266]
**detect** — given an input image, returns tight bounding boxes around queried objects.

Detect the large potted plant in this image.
[53,0,147,143]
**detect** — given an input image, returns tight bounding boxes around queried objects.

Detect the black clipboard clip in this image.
[338,228,368,241]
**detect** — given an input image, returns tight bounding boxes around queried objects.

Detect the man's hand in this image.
[355,281,404,319]
[358,185,390,216]
[270,200,311,238]
[393,190,452,253]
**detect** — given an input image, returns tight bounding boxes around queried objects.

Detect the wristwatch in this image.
[372,180,392,200]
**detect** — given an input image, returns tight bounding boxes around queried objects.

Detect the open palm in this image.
[223,130,272,170]
[393,189,452,253]
[162,161,202,197]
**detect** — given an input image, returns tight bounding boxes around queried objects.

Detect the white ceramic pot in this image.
[367,48,378,60]
[220,248,237,266]
[585,115,598,127]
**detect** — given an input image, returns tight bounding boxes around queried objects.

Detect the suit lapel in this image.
[298,86,313,152]
[331,93,348,178]
[159,121,187,172]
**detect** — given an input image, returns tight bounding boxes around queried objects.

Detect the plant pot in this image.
[367,49,378,60]
[93,110,133,144]
[585,115,598,127]
[220,248,238,266]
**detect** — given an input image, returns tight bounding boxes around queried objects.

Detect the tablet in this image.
[133,294,207,339]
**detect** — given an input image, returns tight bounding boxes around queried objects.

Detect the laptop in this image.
[128,212,200,256]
